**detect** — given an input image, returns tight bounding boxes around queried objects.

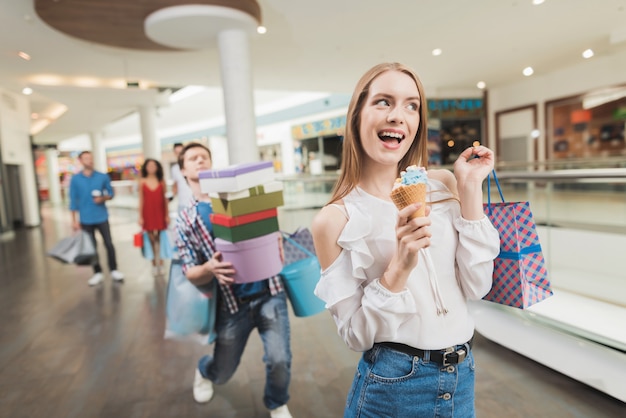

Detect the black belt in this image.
[377,337,473,366]
[236,288,270,305]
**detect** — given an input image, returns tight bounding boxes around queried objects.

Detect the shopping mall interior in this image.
[1,1,625,417]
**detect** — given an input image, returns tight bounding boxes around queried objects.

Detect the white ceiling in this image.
[1,0,625,146]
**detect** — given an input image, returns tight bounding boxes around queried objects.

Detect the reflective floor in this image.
[0,204,624,418]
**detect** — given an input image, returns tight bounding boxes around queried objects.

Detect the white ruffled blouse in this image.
[314,179,500,352]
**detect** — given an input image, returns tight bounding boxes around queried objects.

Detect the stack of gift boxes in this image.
[198,161,284,284]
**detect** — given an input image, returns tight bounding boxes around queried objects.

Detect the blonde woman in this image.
[312,63,499,417]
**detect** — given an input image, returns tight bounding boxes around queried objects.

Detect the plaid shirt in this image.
[176,200,284,314]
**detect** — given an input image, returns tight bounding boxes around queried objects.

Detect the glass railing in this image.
[487,168,626,350]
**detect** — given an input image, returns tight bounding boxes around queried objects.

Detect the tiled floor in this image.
[0,204,624,417]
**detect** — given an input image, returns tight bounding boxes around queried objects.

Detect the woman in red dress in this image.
[138,158,170,275]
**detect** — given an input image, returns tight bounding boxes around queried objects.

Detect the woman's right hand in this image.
[204,251,236,285]
[138,216,144,227]
[381,203,432,292]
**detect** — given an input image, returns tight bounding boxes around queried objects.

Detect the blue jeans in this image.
[198,291,291,410]
[344,344,476,418]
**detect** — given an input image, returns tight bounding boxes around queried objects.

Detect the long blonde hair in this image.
[329,63,429,204]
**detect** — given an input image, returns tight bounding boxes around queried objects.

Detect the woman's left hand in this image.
[453,145,495,184]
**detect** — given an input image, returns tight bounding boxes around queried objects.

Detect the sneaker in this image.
[87,272,104,286]
[193,369,214,403]
[111,270,124,281]
[269,405,292,418]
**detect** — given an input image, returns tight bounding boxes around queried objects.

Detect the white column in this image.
[89,131,107,172]
[217,29,258,165]
[139,105,161,160]
[44,148,62,205]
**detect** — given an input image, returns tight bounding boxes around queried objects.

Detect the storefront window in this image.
[548,89,626,160]
[427,98,485,165]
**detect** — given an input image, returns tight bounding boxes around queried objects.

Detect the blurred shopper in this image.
[138,158,170,276]
[170,142,193,212]
[312,63,500,417]
[69,151,124,286]
[175,143,293,418]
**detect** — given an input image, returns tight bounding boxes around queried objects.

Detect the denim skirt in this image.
[344,343,476,418]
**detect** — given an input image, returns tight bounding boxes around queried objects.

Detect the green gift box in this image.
[211,190,284,217]
[213,217,280,242]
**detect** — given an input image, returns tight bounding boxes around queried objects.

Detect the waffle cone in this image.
[390,183,427,219]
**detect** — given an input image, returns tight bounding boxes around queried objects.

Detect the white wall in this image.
[0,88,40,226]
[488,49,626,159]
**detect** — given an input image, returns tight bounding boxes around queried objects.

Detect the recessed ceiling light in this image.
[257,26,267,34]
[477,81,486,89]
[532,0,545,5]
[17,51,31,61]
[523,66,534,76]
[531,129,540,138]
[582,49,594,59]
[432,48,442,56]
[22,87,33,95]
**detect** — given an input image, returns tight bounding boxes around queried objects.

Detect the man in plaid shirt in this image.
[175,143,292,418]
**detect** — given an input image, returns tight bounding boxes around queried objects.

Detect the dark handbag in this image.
[280,228,326,317]
[47,231,97,266]
[482,170,552,309]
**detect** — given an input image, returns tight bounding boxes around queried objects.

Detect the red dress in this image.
[141,182,167,231]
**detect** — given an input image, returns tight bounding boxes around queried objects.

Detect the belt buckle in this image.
[442,347,454,366]
[442,346,467,366]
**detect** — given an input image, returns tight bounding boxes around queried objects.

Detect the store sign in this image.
[291,115,346,140]
[427,99,484,119]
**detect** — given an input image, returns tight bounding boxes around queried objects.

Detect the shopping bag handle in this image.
[281,232,316,258]
[486,169,506,215]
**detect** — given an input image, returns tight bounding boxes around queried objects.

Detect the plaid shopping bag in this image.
[282,227,316,265]
[482,170,552,309]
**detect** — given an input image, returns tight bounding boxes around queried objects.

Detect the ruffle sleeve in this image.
[454,215,500,299]
[314,195,417,351]
[314,201,374,307]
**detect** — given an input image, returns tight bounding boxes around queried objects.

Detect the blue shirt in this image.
[69,171,113,225]
[197,202,214,234]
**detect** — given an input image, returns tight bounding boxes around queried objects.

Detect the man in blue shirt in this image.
[69,151,124,286]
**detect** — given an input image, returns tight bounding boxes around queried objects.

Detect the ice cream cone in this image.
[390,183,427,219]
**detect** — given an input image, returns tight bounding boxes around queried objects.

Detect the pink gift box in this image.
[215,232,283,283]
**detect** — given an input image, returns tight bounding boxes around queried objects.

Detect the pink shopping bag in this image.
[482,170,552,309]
